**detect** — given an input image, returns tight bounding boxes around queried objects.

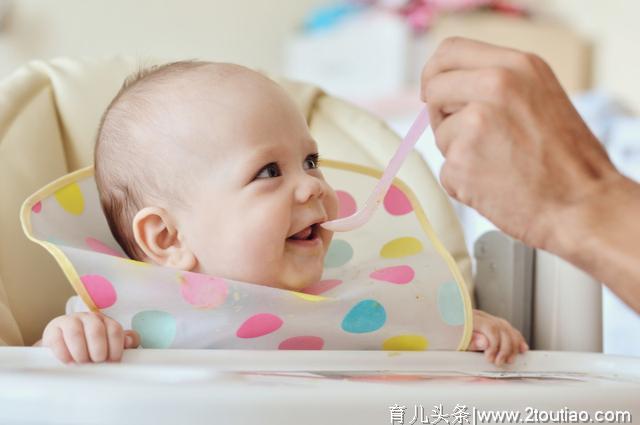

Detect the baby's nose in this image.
[294,175,325,204]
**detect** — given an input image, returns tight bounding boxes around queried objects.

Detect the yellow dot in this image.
[382,335,429,351]
[54,182,85,215]
[289,291,326,302]
[380,237,423,259]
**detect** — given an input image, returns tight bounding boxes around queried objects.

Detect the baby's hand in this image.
[467,309,528,366]
[40,312,140,363]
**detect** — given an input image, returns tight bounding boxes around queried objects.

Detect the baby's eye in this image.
[255,162,282,180]
[304,153,320,170]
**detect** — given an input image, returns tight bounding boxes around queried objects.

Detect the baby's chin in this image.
[276,266,325,292]
[193,251,327,292]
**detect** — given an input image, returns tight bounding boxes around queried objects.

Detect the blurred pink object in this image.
[431,0,493,9]
[392,0,526,31]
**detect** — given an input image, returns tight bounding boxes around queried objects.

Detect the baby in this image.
[38,61,527,364]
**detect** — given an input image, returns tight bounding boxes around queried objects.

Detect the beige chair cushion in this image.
[0,57,471,346]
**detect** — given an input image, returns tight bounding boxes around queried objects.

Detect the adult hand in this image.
[421,37,618,252]
[421,37,640,312]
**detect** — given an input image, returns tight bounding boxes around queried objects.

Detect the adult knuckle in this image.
[485,68,515,98]
[439,166,456,196]
[441,36,464,50]
[520,52,543,69]
[434,132,449,153]
[434,36,463,61]
[464,104,489,131]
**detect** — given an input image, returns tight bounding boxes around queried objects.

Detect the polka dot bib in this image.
[22,160,472,350]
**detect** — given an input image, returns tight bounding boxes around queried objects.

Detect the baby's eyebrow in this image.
[245,146,281,164]
[239,147,284,177]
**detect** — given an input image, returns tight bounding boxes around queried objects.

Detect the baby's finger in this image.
[61,319,90,363]
[103,317,125,362]
[44,327,74,364]
[483,328,500,363]
[79,313,108,362]
[124,330,140,349]
[467,331,489,351]
[507,330,527,363]
[495,330,513,366]
[520,340,529,353]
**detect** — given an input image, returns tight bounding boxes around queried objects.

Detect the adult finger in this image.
[431,102,477,155]
[424,68,517,128]
[421,37,525,100]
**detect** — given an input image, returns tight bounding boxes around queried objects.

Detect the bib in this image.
[21,160,472,351]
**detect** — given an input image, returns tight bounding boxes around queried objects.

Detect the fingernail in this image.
[125,335,133,346]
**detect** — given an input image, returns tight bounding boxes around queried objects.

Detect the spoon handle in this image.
[364,106,431,206]
[322,106,430,232]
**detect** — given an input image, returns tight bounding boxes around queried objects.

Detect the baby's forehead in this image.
[126,64,311,169]
[155,69,305,131]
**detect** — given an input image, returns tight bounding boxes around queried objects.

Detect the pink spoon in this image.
[321,106,430,232]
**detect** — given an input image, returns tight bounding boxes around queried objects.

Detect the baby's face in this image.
[171,71,338,290]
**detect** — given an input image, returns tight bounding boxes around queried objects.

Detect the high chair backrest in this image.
[0,57,471,345]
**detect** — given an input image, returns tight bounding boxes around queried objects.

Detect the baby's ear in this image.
[132,207,197,270]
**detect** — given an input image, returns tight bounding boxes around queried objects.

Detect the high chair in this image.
[0,58,637,425]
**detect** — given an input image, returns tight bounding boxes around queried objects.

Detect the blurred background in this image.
[1,0,638,355]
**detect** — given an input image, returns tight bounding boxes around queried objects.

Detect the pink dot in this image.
[32,202,42,213]
[383,185,413,216]
[369,265,415,284]
[336,190,357,218]
[85,237,126,258]
[236,313,283,339]
[180,272,228,309]
[278,336,324,350]
[302,279,343,295]
[80,274,117,309]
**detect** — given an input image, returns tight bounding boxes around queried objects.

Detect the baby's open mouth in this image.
[287,223,319,241]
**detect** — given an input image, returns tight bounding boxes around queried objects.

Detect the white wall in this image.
[2,1,639,112]
[534,0,640,113]
[0,0,328,79]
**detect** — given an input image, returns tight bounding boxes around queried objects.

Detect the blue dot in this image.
[437,281,465,326]
[341,299,386,333]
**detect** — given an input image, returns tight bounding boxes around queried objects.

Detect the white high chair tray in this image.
[0,348,638,424]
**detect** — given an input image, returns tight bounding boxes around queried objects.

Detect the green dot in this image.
[131,310,177,348]
[324,239,354,268]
